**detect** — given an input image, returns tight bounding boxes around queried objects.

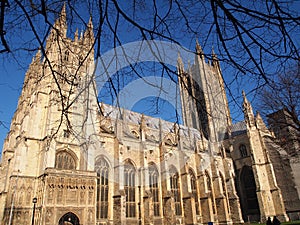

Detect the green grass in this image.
[282,221,300,225]
[248,221,300,225]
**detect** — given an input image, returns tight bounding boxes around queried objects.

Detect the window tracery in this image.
[239,144,248,158]
[149,164,160,216]
[169,166,181,216]
[124,161,136,218]
[95,158,109,219]
[55,150,76,170]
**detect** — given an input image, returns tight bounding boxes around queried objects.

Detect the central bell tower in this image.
[177,41,231,151]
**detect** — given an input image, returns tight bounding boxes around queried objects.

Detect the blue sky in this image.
[1,1,299,155]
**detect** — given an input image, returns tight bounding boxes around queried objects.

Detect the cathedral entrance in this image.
[58,212,80,225]
[239,166,260,222]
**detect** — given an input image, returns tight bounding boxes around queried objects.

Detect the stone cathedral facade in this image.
[0,6,299,225]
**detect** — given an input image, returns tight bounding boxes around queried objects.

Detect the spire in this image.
[211,47,219,68]
[255,111,269,133]
[195,39,204,60]
[83,17,94,44]
[177,52,184,74]
[61,2,66,19]
[74,28,79,42]
[242,91,255,127]
[33,49,42,64]
[29,48,42,69]
[54,3,67,37]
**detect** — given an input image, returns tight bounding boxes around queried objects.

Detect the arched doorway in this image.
[239,166,260,222]
[58,212,80,225]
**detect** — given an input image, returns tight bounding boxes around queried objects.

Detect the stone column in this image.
[143,191,153,225]
[113,191,126,225]
[163,194,176,225]
[213,176,229,223]
[198,173,213,223]
[183,196,197,225]
[227,176,244,224]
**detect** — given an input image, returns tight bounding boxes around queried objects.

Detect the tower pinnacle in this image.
[196,39,204,59]
[242,91,255,127]
[177,52,184,74]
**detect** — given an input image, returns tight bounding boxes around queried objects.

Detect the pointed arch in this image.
[95,157,109,219]
[164,133,176,146]
[239,144,248,158]
[239,166,260,219]
[124,160,136,218]
[131,129,140,138]
[55,149,77,170]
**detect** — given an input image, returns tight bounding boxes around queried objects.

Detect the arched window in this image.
[124,161,136,218]
[239,144,248,158]
[55,150,76,170]
[169,166,181,216]
[189,169,199,215]
[95,158,109,219]
[149,164,160,216]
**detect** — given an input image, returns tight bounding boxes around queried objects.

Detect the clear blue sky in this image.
[1,1,299,156]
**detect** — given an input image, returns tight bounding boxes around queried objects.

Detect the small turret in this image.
[211,47,220,69]
[83,17,94,45]
[74,28,79,42]
[196,39,204,60]
[255,111,269,134]
[177,52,184,74]
[54,3,67,38]
[46,4,67,50]
[32,49,42,64]
[242,91,255,128]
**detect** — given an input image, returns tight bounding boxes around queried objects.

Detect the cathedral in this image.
[0,6,299,225]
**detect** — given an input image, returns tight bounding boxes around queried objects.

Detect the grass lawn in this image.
[248,221,300,225]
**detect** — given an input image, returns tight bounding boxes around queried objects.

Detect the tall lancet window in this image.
[169,166,182,216]
[189,169,199,215]
[55,150,76,170]
[149,164,160,216]
[95,158,109,219]
[124,161,136,218]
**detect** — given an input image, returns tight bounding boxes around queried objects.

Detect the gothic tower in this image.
[242,92,288,221]
[0,6,99,225]
[178,41,232,152]
[0,6,246,225]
